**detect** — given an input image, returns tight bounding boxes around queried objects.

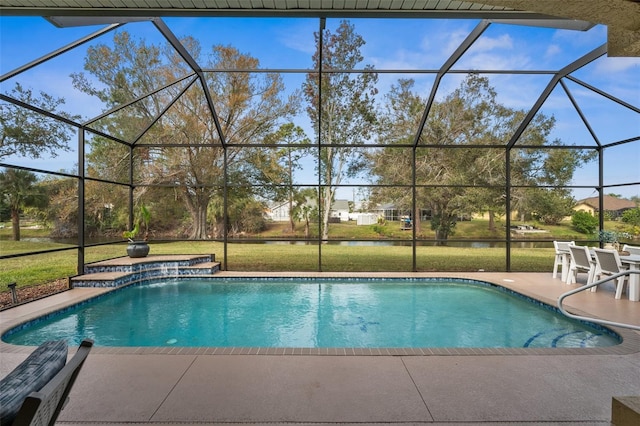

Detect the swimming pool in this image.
[2,278,619,348]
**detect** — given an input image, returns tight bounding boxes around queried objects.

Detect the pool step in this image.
[82,254,215,274]
[71,254,221,288]
[523,328,608,348]
[611,396,640,425]
[181,261,221,276]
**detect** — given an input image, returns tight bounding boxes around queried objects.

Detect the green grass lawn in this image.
[1,240,554,290]
[254,218,610,241]
[1,218,635,291]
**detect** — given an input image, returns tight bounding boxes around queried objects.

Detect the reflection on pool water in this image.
[3,278,620,348]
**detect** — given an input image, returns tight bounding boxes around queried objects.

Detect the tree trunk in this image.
[211,219,224,239]
[11,208,20,241]
[432,206,454,246]
[181,187,211,239]
[287,152,296,233]
[321,188,333,241]
[288,196,295,233]
[192,203,208,239]
[488,210,496,231]
[413,205,421,234]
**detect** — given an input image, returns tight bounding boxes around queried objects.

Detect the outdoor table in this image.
[619,254,640,302]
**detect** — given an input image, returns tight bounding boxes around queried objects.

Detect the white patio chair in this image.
[593,248,629,299]
[622,244,640,255]
[553,241,574,280]
[567,245,597,289]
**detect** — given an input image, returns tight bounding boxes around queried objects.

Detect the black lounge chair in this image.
[1,339,93,426]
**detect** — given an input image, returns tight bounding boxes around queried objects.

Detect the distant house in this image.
[574,195,636,219]
[371,204,440,222]
[372,203,407,221]
[266,198,316,222]
[266,198,351,223]
[266,201,290,222]
[330,199,350,222]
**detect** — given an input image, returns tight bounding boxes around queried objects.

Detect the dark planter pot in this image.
[126,241,150,258]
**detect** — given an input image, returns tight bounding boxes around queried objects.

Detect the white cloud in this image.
[371,25,476,71]
[594,56,640,74]
[443,29,475,58]
[545,44,562,59]
[369,48,436,71]
[277,21,317,55]
[472,34,513,52]
[4,66,106,123]
[457,51,532,71]
[551,24,607,49]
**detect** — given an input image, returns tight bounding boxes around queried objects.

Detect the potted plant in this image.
[598,230,618,250]
[123,204,151,258]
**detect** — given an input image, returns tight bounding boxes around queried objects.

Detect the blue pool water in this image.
[3,278,619,348]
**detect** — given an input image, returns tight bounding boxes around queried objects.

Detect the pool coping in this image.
[2,272,639,356]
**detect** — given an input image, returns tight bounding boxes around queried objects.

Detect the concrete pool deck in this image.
[1,272,639,425]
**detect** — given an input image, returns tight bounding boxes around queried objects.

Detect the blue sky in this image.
[1,15,638,200]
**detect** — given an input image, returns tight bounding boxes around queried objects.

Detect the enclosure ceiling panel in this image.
[1,1,638,56]
[0,0,541,16]
[0,0,511,10]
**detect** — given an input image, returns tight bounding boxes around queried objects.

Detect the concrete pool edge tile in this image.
[1,272,639,357]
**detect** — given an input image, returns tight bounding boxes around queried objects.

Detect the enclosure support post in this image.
[223,147,228,271]
[77,128,85,275]
[505,148,511,272]
[598,148,604,247]
[317,17,326,273]
[8,282,18,304]
[412,147,417,272]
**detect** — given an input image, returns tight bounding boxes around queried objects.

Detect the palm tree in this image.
[0,169,44,241]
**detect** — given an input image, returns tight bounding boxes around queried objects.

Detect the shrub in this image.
[372,224,385,235]
[571,211,598,234]
[598,229,618,243]
[622,207,640,226]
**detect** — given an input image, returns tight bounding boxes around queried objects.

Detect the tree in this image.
[0,169,47,240]
[368,79,422,231]
[370,74,590,243]
[572,210,598,234]
[265,123,312,232]
[294,188,319,239]
[528,188,574,225]
[40,175,79,238]
[0,194,9,222]
[72,31,178,236]
[73,33,297,239]
[303,20,378,240]
[372,75,504,242]
[622,207,640,227]
[510,142,593,225]
[0,83,78,161]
